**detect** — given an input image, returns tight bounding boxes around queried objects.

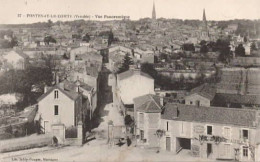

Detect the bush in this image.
[124,115,133,126]
[65,126,77,138]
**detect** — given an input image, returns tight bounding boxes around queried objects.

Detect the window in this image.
[54,90,58,99]
[242,129,249,140]
[207,125,212,135]
[166,121,169,131]
[190,101,193,105]
[140,130,144,140]
[54,105,59,115]
[243,146,248,157]
[224,144,231,157]
[223,127,231,139]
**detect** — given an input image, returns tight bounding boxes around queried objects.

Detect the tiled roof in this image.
[214,93,260,105]
[162,103,258,128]
[37,81,80,102]
[133,94,162,113]
[75,80,93,91]
[117,69,153,80]
[85,66,99,77]
[189,83,216,101]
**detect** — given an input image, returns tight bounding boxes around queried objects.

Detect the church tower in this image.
[202,9,208,31]
[201,9,210,40]
[152,1,156,20]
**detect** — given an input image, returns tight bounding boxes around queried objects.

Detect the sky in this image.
[0,0,259,24]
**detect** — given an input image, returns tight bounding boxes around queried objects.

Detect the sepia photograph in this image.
[0,0,260,161]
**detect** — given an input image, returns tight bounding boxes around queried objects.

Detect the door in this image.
[207,143,213,158]
[166,137,171,151]
[196,100,200,106]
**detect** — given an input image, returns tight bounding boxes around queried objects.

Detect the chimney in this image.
[160,97,164,106]
[59,82,64,90]
[44,86,48,93]
[75,80,80,93]
[55,74,59,85]
[173,105,180,119]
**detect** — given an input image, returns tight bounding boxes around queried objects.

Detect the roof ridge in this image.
[167,103,258,112]
[149,94,161,109]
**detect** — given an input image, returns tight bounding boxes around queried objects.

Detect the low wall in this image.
[0,134,52,153]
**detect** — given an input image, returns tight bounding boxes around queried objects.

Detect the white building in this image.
[37,81,88,133]
[116,69,155,105]
[2,50,28,70]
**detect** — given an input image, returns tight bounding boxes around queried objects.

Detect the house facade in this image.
[160,103,260,161]
[37,81,88,134]
[184,83,216,107]
[133,94,163,147]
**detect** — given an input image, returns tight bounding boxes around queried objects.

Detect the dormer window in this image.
[54,90,58,99]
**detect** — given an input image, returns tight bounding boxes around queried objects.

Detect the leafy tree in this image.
[218,46,231,63]
[200,44,208,53]
[235,44,245,57]
[99,30,114,46]
[0,65,53,109]
[251,42,257,51]
[124,115,133,126]
[108,30,114,46]
[244,36,248,43]
[118,53,133,73]
[72,34,81,39]
[141,63,157,79]
[200,40,207,46]
[182,43,195,52]
[82,33,90,42]
[5,125,13,135]
[44,36,56,45]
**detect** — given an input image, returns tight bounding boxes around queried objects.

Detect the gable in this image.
[185,93,209,101]
[37,86,78,103]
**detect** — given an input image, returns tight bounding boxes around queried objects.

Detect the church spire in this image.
[201,8,210,40]
[152,1,156,20]
[202,8,207,30]
[203,8,207,22]
[202,8,208,32]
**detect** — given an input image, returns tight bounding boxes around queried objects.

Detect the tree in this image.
[200,44,208,54]
[124,115,133,126]
[218,46,231,63]
[44,36,56,45]
[182,43,195,52]
[108,30,114,46]
[82,33,90,42]
[235,44,245,57]
[5,125,13,135]
[117,53,133,73]
[250,42,257,51]
[200,40,207,46]
[141,63,157,79]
